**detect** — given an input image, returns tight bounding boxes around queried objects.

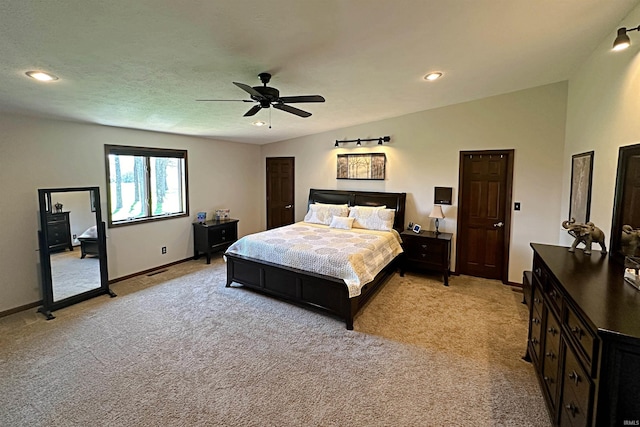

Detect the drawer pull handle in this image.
[571,326,584,338]
[549,290,556,298]
[545,351,555,360]
[421,254,426,258]
[565,403,579,417]
[543,376,553,384]
[222,230,226,234]
[548,327,557,335]
[533,298,541,304]
[568,370,581,385]
[531,338,539,345]
[421,244,427,248]
[532,317,540,325]
[535,267,541,275]
[221,237,226,241]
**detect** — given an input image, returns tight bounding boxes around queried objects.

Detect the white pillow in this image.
[329,216,355,230]
[304,204,349,225]
[349,206,396,231]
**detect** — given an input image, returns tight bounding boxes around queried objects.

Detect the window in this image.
[105,145,189,227]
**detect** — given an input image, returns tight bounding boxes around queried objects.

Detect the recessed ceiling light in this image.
[252,120,266,127]
[26,71,59,82]
[424,72,443,81]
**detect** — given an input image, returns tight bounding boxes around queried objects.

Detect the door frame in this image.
[455,149,514,283]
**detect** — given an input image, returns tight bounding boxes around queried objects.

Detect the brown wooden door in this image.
[266,157,295,229]
[456,150,513,281]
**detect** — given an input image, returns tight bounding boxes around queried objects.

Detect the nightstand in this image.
[193,219,239,264]
[400,230,452,286]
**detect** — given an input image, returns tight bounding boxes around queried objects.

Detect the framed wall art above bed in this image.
[337,153,386,180]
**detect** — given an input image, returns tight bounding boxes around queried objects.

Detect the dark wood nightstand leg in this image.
[206,253,211,264]
[443,272,449,286]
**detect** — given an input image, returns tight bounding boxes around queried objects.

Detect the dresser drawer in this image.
[531,280,544,317]
[546,277,563,317]
[542,308,561,407]
[208,224,237,247]
[529,308,544,364]
[560,342,592,427]
[564,305,597,373]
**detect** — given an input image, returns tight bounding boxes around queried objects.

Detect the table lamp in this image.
[429,205,445,235]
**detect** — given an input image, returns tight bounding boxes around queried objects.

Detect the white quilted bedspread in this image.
[225,222,403,298]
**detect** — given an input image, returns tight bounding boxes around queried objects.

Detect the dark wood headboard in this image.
[307,188,407,232]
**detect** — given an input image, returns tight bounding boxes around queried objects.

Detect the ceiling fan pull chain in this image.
[269,107,272,129]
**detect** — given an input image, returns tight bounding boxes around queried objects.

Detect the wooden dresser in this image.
[46,212,73,252]
[193,219,238,264]
[528,243,640,426]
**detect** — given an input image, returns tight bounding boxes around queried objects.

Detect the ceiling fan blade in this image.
[243,105,262,117]
[273,103,312,118]
[196,99,254,102]
[233,82,265,99]
[278,95,325,103]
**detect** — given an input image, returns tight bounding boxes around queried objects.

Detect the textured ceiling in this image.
[0,0,638,144]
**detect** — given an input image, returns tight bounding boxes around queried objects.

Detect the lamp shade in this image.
[429,205,444,219]
[613,27,631,51]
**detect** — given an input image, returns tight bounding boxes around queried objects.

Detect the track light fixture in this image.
[334,136,391,148]
[613,25,640,51]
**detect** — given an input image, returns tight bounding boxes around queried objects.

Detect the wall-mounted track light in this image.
[334,136,391,148]
[613,25,640,51]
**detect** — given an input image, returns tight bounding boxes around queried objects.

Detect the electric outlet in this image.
[161,246,167,254]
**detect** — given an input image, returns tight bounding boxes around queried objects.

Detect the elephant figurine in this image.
[621,225,640,256]
[562,218,607,255]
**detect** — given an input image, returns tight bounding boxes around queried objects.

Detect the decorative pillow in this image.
[304,204,349,225]
[329,216,355,230]
[349,206,396,231]
[79,225,98,239]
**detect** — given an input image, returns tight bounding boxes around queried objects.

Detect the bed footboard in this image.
[225,253,398,329]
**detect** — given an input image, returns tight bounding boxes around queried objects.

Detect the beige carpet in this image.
[0,256,550,426]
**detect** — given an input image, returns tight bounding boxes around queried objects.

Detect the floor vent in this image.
[147,269,168,277]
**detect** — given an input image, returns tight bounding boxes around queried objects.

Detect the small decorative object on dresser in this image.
[215,209,230,220]
[193,218,238,264]
[54,202,63,213]
[400,230,452,285]
[561,218,607,255]
[196,212,206,223]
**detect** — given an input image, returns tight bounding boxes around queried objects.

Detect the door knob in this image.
[493,221,504,228]
[284,204,293,209]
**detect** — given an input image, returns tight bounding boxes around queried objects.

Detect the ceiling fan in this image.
[197,72,325,118]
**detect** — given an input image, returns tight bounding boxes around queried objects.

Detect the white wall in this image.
[0,114,262,312]
[561,2,640,247]
[261,82,568,284]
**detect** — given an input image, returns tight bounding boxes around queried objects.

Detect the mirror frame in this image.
[37,186,115,319]
[609,143,640,265]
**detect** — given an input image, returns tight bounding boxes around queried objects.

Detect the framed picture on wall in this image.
[568,150,594,224]
[337,153,386,180]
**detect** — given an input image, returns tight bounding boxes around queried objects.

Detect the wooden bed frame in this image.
[225,188,406,329]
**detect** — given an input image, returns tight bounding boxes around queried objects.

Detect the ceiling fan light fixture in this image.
[424,72,443,81]
[252,120,267,127]
[25,70,59,81]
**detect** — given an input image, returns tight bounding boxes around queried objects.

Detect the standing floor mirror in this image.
[37,186,115,319]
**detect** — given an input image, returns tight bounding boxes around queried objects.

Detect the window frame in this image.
[104,144,189,228]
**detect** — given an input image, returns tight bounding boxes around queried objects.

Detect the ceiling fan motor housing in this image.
[253,86,280,103]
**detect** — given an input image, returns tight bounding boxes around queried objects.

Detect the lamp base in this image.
[435,218,440,235]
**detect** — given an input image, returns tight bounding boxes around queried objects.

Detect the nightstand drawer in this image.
[404,239,445,258]
[208,224,237,246]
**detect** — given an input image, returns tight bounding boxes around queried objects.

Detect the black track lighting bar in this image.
[334,136,391,147]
